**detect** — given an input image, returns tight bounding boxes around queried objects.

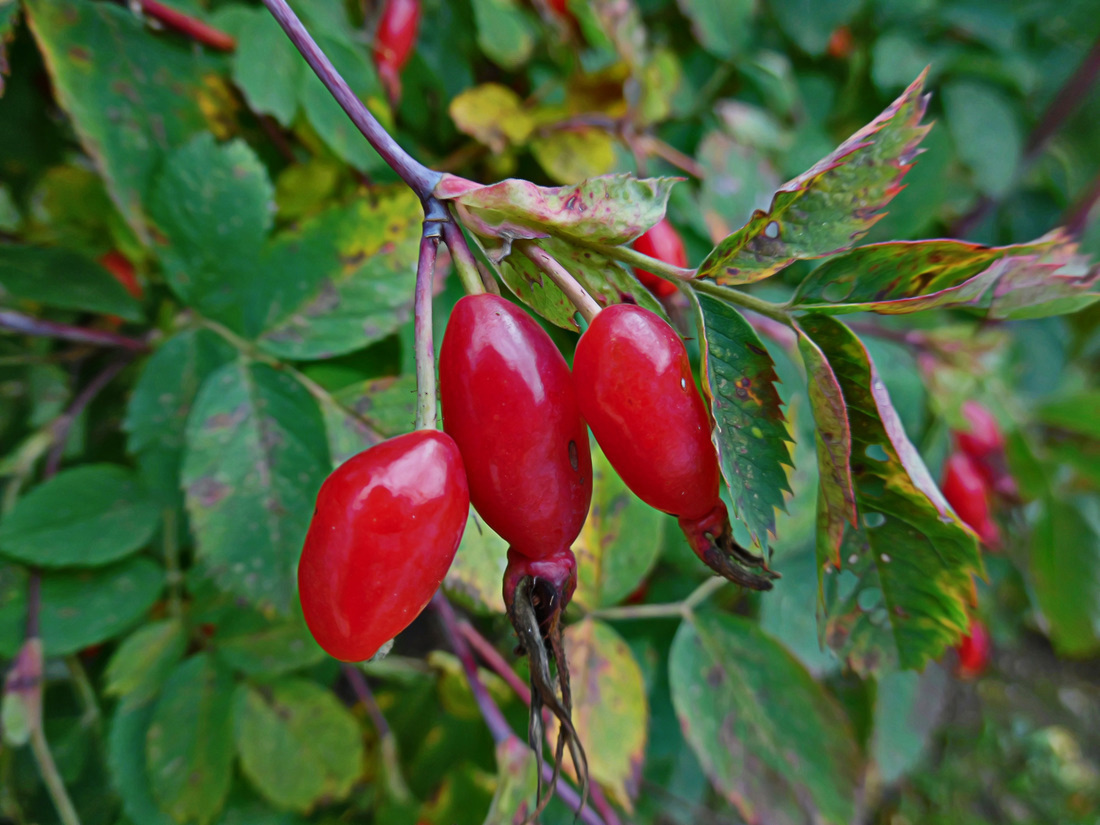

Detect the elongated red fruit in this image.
[633,219,685,298]
[942,451,1000,547]
[955,618,991,678]
[955,401,1004,461]
[373,0,421,102]
[298,430,469,662]
[439,294,592,561]
[573,304,775,589]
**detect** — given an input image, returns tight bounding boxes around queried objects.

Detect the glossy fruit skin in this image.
[439,294,592,560]
[373,0,420,76]
[955,618,992,678]
[633,219,685,298]
[298,430,469,662]
[942,451,1000,547]
[574,304,720,520]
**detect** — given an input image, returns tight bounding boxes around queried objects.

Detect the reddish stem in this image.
[139,0,236,51]
[0,310,149,352]
[1063,168,1100,238]
[45,355,135,477]
[433,595,607,825]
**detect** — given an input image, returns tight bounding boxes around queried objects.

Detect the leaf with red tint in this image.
[437,173,679,248]
[799,313,982,674]
[698,71,930,285]
[791,230,1097,318]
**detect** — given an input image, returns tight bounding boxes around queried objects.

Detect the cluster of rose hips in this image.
[297,221,773,666]
[941,401,1017,550]
[941,401,1016,679]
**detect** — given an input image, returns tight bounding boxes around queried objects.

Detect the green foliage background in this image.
[0,0,1098,823]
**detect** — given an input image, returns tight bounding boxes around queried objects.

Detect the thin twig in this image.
[138,0,236,51]
[433,595,607,825]
[262,0,441,198]
[592,576,727,621]
[414,225,441,431]
[518,242,602,324]
[691,279,794,326]
[342,664,411,801]
[1063,167,1100,238]
[441,220,490,295]
[0,310,149,352]
[637,135,707,179]
[44,356,134,477]
[458,620,623,825]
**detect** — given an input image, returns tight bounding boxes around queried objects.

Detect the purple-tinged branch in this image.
[261,0,441,198]
[0,310,149,351]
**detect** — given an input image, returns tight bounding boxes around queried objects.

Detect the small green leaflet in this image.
[799,314,982,673]
[695,291,792,549]
[0,245,143,320]
[698,70,931,285]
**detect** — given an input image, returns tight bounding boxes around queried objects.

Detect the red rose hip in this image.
[439,293,592,561]
[298,430,469,662]
[942,451,1000,547]
[573,304,776,589]
[373,0,421,102]
[955,618,991,678]
[633,219,685,298]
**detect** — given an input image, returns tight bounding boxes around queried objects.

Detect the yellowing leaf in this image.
[450,83,534,153]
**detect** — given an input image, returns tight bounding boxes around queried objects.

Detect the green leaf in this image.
[483,738,538,825]
[444,509,507,614]
[147,654,235,825]
[695,291,792,549]
[529,129,618,185]
[1036,391,1100,440]
[799,314,981,673]
[943,80,1022,198]
[39,557,164,656]
[0,245,142,319]
[698,71,930,285]
[321,375,416,466]
[1030,499,1100,656]
[150,134,274,331]
[24,0,212,241]
[449,83,534,153]
[795,326,856,556]
[674,0,752,58]
[108,699,176,825]
[469,0,536,70]
[233,679,365,812]
[573,442,663,610]
[105,619,188,707]
[182,361,330,613]
[438,173,678,247]
[697,129,780,242]
[769,0,862,55]
[126,328,238,456]
[211,610,325,678]
[0,464,160,568]
[255,187,422,360]
[871,667,947,783]
[791,232,1096,317]
[587,0,648,69]
[562,619,648,809]
[231,8,302,127]
[669,612,860,824]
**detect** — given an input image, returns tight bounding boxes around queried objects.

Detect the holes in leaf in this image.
[764,221,780,239]
[865,444,888,462]
[864,511,886,528]
[834,569,859,600]
[822,279,854,303]
[857,586,882,612]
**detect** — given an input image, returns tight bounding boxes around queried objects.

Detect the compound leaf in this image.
[698,71,930,285]
[799,314,981,673]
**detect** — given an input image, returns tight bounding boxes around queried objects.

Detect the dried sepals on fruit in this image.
[439,293,592,810]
